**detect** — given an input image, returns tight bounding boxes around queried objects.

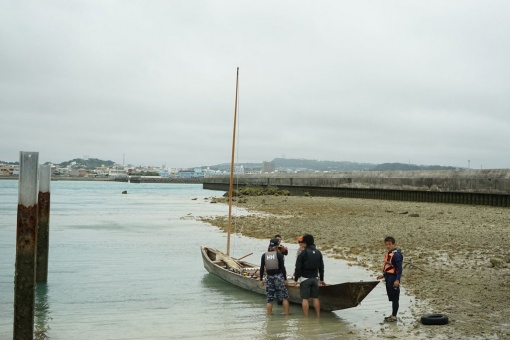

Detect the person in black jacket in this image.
[294,234,325,317]
[260,238,290,315]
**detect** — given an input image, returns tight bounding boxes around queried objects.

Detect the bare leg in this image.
[302,299,309,317]
[283,300,290,315]
[312,298,320,318]
[266,303,273,315]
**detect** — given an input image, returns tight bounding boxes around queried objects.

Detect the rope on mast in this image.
[233,68,241,254]
[226,67,239,256]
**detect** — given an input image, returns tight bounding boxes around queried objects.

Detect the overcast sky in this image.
[1,1,509,168]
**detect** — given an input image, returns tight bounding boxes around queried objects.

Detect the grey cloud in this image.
[1,1,509,168]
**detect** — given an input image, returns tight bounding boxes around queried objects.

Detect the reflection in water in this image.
[260,311,355,340]
[35,283,51,340]
[201,274,356,340]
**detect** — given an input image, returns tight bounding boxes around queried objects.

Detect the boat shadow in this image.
[200,273,264,304]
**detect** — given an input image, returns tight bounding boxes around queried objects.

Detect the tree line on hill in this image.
[58,158,116,169]
[207,158,458,172]
[3,157,459,172]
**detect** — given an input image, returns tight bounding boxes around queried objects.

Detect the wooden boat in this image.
[202,247,379,311]
[201,68,379,311]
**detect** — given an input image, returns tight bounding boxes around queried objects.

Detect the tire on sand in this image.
[421,314,449,325]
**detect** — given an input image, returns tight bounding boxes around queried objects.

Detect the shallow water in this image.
[0,181,414,339]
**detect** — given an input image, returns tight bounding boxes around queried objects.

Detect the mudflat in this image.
[202,195,510,339]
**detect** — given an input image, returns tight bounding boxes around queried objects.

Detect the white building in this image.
[109,168,127,177]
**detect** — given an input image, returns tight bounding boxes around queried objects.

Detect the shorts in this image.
[384,274,400,302]
[300,277,319,299]
[266,273,289,303]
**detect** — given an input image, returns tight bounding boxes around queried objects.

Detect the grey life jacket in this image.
[264,251,279,271]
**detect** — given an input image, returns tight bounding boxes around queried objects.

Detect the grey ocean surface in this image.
[0,181,413,339]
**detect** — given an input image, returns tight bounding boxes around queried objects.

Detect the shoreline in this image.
[0,176,203,184]
[0,176,113,181]
[201,195,510,339]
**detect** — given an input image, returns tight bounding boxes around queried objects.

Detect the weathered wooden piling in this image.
[36,165,51,283]
[14,151,39,340]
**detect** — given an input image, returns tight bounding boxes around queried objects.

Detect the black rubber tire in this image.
[421,313,449,325]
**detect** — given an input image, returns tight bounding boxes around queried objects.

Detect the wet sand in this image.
[202,195,510,339]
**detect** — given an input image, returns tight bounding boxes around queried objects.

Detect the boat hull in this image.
[201,247,379,311]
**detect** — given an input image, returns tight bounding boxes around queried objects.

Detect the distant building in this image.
[109,168,127,177]
[95,166,110,177]
[0,165,13,176]
[178,168,204,178]
[235,165,245,174]
[178,170,194,178]
[54,167,71,176]
[203,167,226,177]
[71,169,89,177]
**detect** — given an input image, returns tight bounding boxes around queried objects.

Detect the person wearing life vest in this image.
[272,234,289,306]
[376,236,403,322]
[293,234,326,317]
[260,238,290,315]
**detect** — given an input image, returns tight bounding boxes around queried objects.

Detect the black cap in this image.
[302,234,315,246]
[269,238,279,248]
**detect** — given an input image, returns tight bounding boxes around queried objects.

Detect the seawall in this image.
[203,170,510,207]
[0,176,204,184]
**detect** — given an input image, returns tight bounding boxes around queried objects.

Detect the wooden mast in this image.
[227,67,239,256]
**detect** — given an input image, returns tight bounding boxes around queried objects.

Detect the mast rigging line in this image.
[226,67,239,256]
[233,67,242,254]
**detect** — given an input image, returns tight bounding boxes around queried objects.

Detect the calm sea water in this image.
[0,181,413,339]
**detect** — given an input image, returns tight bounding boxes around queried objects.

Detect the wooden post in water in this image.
[36,165,51,283]
[14,151,39,340]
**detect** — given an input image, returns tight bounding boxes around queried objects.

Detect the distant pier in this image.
[0,176,204,184]
[117,177,204,184]
[203,170,510,207]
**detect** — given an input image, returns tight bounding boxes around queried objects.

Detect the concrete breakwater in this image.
[203,169,510,207]
[0,176,204,184]
[115,177,204,184]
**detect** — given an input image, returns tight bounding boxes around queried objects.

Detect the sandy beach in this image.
[202,195,510,339]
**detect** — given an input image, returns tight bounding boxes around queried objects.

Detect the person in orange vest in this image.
[376,236,403,322]
[296,236,306,257]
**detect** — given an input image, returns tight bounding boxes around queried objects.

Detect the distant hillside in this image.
[207,158,374,171]
[205,158,459,172]
[206,162,262,170]
[272,158,374,171]
[370,163,458,171]
[59,158,115,169]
